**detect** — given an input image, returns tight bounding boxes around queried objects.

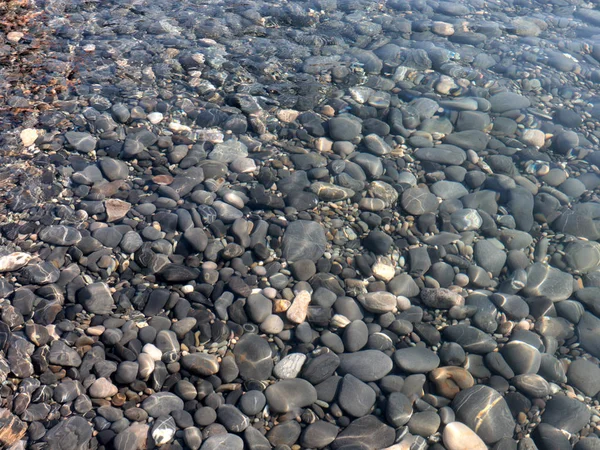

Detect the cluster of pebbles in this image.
[5,0,600,448]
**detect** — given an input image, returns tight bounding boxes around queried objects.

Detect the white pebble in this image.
[142,343,163,361]
[147,112,164,124]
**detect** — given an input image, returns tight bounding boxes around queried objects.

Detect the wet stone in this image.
[89,377,118,398]
[282,220,327,262]
[48,340,82,367]
[301,421,339,449]
[452,385,515,445]
[420,288,464,309]
[238,391,266,416]
[358,291,397,313]
[265,378,317,413]
[512,374,550,398]
[20,261,59,285]
[233,334,273,380]
[273,353,306,379]
[181,352,220,377]
[413,145,466,165]
[44,416,92,450]
[331,415,395,450]
[65,131,97,153]
[200,434,244,450]
[443,422,487,450]
[217,404,249,432]
[567,359,600,397]
[442,325,497,354]
[523,263,573,302]
[393,347,440,374]
[501,340,541,375]
[77,282,114,315]
[408,410,441,437]
[39,225,82,246]
[337,350,393,381]
[541,395,590,434]
[208,140,248,163]
[142,392,184,418]
[328,115,362,141]
[490,92,531,113]
[338,374,376,417]
[152,415,176,446]
[401,186,439,216]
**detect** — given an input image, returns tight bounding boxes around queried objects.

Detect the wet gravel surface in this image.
[3,0,600,448]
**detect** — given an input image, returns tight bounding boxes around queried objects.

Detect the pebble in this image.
[443,422,487,450]
[452,385,515,444]
[233,334,273,380]
[393,347,440,374]
[273,353,306,379]
[141,393,184,418]
[265,379,317,413]
[282,220,327,262]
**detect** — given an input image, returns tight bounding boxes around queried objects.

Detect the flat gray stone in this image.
[282,220,327,262]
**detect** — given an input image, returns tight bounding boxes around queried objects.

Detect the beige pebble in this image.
[277,109,299,123]
[147,112,163,124]
[521,129,546,148]
[0,252,32,272]
[7,31,24,42]
[372,256,396,282]
[320,105,336,117]
[86,326,105,336]
[20,128,38,146]
[330,314,351,328]
[443,422,487,450]
[315,137,333,153]
[286,291,311,324]
[181,285,194,294]
[432,21,455,36]
[273,298,291,313]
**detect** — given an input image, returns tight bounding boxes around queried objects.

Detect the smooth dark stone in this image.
[452,385,515,445]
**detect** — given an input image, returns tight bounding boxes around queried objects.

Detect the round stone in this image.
[233,334,273,380]
[443,422,487,450]
[452,385,515,444]
[385,391,413,427]
[401,187,438,215]
[238,391,266,416]
[523,262,573,302]
[358,291,397,314]
[451,208,482,231]
[141,392,184,418]
[328,115,362,141]
[265,379,317,413]
[337,350,393,381]
[567,359,600,397]
[331,415,395,450]
[393,347,440,374]
[501,340,542,375]
[89,378,118,398]
[300,421,339,448]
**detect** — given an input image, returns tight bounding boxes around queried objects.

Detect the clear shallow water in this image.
[2,0,600,449]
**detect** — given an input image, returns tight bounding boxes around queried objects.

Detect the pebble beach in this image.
[2,0,600,449]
